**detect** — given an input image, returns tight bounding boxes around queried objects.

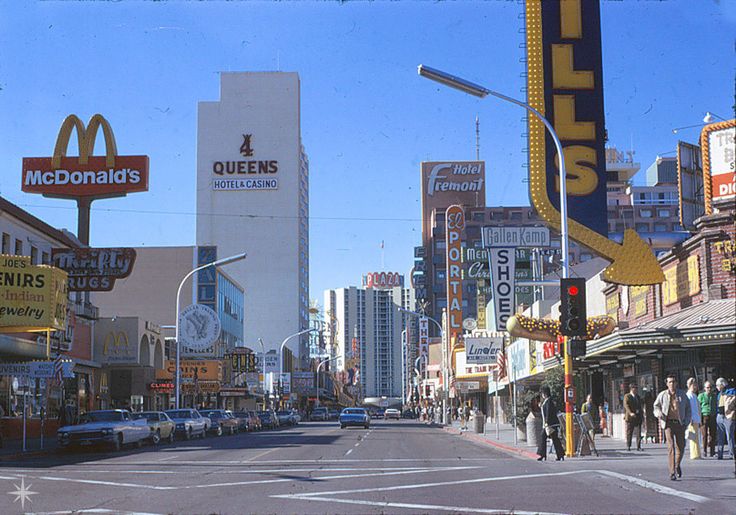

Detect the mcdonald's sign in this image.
[22,114,149,198]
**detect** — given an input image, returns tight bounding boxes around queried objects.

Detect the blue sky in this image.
[1,0,733,303]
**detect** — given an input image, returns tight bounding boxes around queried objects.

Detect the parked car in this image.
[311,407,329,421]
[276,409,300,426]
[328,409,340,420]
[165,409,208,440]
[339,408,371,429]
[384,408,401,420]
[57,409,151,451]
[232,411,253,432]
[374,409,385,419]
[257,410,279,429]
[132,411,176,445]
[248,411,263,431]
[402,410,417,419]
[200,409,240,436]
[289,409,301,424]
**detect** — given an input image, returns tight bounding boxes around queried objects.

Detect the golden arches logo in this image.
[52,114,118,169]
[21,113,149,199]
[103,331,130,356]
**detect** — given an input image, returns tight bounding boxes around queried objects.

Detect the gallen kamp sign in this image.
[22,114,149,198]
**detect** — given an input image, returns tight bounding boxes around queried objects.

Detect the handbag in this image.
[545,425,557,436]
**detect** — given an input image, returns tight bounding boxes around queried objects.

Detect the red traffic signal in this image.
[567,285,579,296]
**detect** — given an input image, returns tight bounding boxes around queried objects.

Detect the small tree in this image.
[542,367,565,412]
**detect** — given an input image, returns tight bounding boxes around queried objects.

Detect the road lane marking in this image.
[247,447,280,462]
[280,496,567,515]
[276,469,711,505]
[4,466,453,475]
[4,466,481,492]
[345,449,353,456]
[596,470,710,504]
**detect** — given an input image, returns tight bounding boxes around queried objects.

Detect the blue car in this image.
[339,408,370,429]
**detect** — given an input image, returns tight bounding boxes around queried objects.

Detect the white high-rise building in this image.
[196,73,309,367]
[324,277,415,399]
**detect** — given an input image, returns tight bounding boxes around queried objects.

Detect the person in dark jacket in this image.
[537,386,565,461]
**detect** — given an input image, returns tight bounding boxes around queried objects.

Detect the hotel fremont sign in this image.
[211,133,280,191]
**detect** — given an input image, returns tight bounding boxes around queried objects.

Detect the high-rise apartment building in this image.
[324,276,416,399]
[196,73,309,367]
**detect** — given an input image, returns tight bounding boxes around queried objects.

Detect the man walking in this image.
[653,375,691,480]
[623,384,643,451]
[699,381,718,457]
[715,377,736,460]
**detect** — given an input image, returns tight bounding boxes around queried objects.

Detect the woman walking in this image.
[537,386,565,461]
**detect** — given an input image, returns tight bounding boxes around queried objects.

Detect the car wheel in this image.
[215,426,223,437]
[151,430,161,445]
[113,434,123,451]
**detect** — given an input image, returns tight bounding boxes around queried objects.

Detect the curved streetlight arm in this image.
[316,354,342,407]
[418,64,569,278]
[175,252,247,410]
[279,328,318,379]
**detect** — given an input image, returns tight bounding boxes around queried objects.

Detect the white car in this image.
[165,409,208,440]
[58,410,151,451]
[384,408,401,420]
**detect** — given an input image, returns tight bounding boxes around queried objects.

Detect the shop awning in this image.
[581,299,736,366]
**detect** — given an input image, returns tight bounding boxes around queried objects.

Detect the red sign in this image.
[21,114,149,199]
[543,341,562,360]
[148,382,174,392]
[445,205,465,340]
[363,272,403,289]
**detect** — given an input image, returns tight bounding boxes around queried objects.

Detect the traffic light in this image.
[560,278,587,338]
[425,385,431,398]
[569,338,586,358]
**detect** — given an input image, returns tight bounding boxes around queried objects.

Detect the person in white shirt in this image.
[686,377,702,459]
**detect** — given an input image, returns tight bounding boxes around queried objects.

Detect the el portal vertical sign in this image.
[445,205,464,343]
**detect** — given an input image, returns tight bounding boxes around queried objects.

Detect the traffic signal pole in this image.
[564,336,573,457]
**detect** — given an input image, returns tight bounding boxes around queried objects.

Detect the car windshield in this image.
[166,410,192,419]
[343,409,364,415]
[277,411,289,415]
[202,411,222,419]
[132,413,160,422]
[79,411,123,423]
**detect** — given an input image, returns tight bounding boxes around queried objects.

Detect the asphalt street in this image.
[0,420,733,514]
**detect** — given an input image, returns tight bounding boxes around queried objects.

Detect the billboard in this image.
[0,255,68,331]
[676,141,705,231]
[702,119,736,212]
[51,248,136,292]
[465,336,504,365]
[489,248,516,332]
[525,0,607,237]
[421,161,485,245]
[22,114,149,199]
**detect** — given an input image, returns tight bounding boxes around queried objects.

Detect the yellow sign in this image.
[525,0,663,286]
[0,255,68,331]
[663,256,701,306]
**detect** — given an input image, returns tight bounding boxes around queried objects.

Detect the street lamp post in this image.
[257,338,267,410]
[278,328,317,408]
[316,354,342,407]
[174,252,247,410]
[418,63,574,455]
[399,307,447,423]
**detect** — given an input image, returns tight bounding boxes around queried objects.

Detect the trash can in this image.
[526,412,542,448]
[473,413,485,433]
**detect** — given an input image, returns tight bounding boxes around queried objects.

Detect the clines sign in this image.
[211,133,280,191]
[22,114,149,198]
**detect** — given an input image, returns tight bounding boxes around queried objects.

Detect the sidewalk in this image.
[0,436,58,462]
[442,417,734,464]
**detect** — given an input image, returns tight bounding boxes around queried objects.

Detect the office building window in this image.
[42,251,50,264]
[30,246,38,264]
[657,209,670,218]
[654,223,667,232]
[640,209,652,218]
[1,233,9,254]
[14,239,23,256]
[635,223,649,232]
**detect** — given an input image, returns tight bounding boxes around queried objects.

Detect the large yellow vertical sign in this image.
[525,0,663,286]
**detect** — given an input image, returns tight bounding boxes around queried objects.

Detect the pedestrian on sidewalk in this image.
[623,384,643,451]
[685,377,702,459]
[581,394,598,429]
[698,381,718,457]
[461,403,470,430]
[537,386,565,462]
[715,377,736,461]
[653,375,692,481]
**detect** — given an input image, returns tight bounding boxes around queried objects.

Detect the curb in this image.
[442,426,539,460]
[0,449,54,462]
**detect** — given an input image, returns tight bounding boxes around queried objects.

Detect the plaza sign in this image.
[363,272,404,289]
[525,0,662,285]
